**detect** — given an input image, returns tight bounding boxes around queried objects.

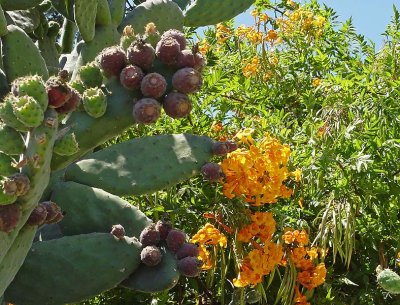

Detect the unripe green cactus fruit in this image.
[0,125,24,156]
[12,75,48,111]
[12,95,44,128]
[53,132,79,156]
[0,153,17,177]
[0,95,30,132]
[4,233,142,305]
[65,133,214,196]
[82,87,107,118]
[78,62,103,88]
[377,267,400,294]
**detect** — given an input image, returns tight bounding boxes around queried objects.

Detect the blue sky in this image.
[234,0,398,49]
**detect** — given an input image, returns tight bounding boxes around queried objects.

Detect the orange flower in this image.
[297,263,327,289]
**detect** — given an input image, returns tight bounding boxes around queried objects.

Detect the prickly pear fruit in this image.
[55,89,81,114]
[27,204,48,226]
[201,162,223,182]
[176,49,206,71]
[3,173,30,196]
[212,141,238,156]
[41,201,63,224]
[176,243,199,259]
[163,92,192,118]
[69,80,86,95]
[177,256,202,277]
[54,132,79,156]
[120,65,144,90]
[78,62,103,88]
[13,95,44,128]
[111,224,126,239]
[166,229,186,252]
[155,219,173,240]
[127,40,155,71]
[156,37,181,65]
[0,153,17,177]
[133,98,161,124]
[0,95,30,132]
[12,75,48,110]
[121,26,136,51]
[0,203,21,233]
[46,77,72,108]
[140,224,160,246]
[0,125,24,156]
[172,67,202,94]
[140,73,167,98]
[82,88,107,118]
[98,46,127,77]
[141,245,163,266]
[161,29,186,50]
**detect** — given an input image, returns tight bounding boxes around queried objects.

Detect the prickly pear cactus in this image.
[0,0,249,302]
[377,266,400,294]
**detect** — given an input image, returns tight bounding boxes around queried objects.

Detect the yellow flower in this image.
[312,77,321,87]
[145,22,157,35]
[199,39,210,54]
[292,168,302,182]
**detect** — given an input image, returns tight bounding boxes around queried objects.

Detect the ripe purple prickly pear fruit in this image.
[161,29,187,50]
[111,224,126,239]
[155,219,173,240]
[3,173,30,196]
[133,98,161,124]
[127,41,155,71]
[156,37,181,65]
[0,203,21,233]
[176,49,206,71]
[140,73,167,99]
[46,77,72,108]
[120,65,144,90]
[139,224,160,246]
[177,256,202,277]
[55,89,81,114]
[172,68,202,94]
[163,92,192,119]
[141,245,163,266]
[41,201,63,224]
[98,46,127,77]
[201,163,223,182]
[27,204,48,226]
[212,141,238,156]
[176,243,199,260]
[166,229,186,252]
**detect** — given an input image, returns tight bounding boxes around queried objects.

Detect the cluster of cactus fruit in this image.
[0,0,255,304]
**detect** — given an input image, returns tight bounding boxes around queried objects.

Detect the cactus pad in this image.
[184,0,254,27]
[5,233,142,305]
[74,0,98,42]
[50,181,151,237]
[64,133,214,195]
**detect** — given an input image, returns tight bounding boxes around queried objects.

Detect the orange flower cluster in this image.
[294,286,310,305]
[220,132,295,206]
[233,211,283,287]
[276,7,326,38]
[242,57,260,78]
[190,223,227,270]
[216,23,231,44]
[237,211,276,243]
[233,241,283,287]
[284,229,327,291]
